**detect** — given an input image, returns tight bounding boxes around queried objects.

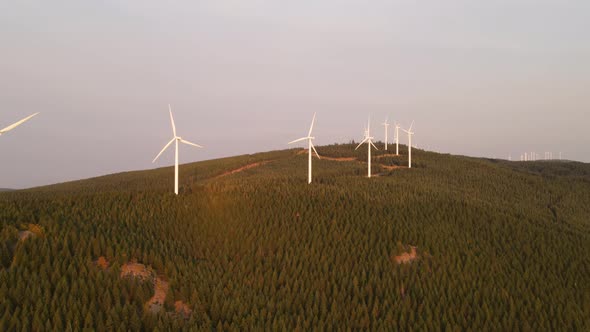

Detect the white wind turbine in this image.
[355,117,378,178]
[0,113,39,136]
[152,105,203,195]
[394,122,401,155]
[288,113,320,184]
[402,121,414,168]
[382,116,390,150]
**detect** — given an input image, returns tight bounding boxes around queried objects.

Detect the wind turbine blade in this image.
[288,137,308,145]
[311,142,321,159]
[401,128,409,134]
[152,138,176,163]
[308,112,316,137]
[408,120,414,132]
[370,140,378,150]
[180,139,203,148]
[0,112,40,134]
[355,137,369,150]
[168,104,177,137]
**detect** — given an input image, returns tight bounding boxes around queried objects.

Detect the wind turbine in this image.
[402,121,414,168]
[382,116,390,150]
[288,113,320,184]
[355,117,378,178]
[152,105,203,195]
[394,122,401,155]
[0,113,39,136]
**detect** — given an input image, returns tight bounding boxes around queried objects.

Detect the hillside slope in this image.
[1,143,589,330]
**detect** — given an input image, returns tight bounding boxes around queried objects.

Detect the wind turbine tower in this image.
[394,122,401,155]
[0,113,40,136]
[355,117,378,178]
[402,121,415,168]
[382,116,390,150]
[152,105,203,195]
[288,113,320,184]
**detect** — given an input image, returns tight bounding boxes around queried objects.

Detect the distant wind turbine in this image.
[402,121,414,168]
[0,113,39,136]
[152,105,203,195]
[382,116,390,150]
[288,113,320,184]
[355,117,378,178]
[394,122,401,155]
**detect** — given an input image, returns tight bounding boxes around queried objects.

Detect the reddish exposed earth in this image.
[394,246,418,264]
[120,261,191,318]
[95,256,109,270]
[216,161,272,178]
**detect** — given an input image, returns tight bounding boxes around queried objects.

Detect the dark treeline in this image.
[1,144,589,330]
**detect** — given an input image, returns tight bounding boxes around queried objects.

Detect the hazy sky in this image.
[1,1,589,188]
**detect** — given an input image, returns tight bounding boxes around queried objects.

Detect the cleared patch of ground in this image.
[18,231,34,242]
[95,256,109,270]
[120,261,152,280]
[175,301,192,319]
[145,277,169,314]
[394,246,418,264]
[120,260,191,317]
[18,224,44,242]
[375,153,401,159]
[380,165,406,171]
[216,161,272,178]
[322,156,357,162]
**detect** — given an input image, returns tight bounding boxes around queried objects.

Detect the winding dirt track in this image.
[215,161,273,179]
[321,156,357,162]
[375,153,401,159]
[216,149,406,180]
[146,277,169,313]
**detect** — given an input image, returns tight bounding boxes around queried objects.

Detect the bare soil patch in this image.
[18,224,44,242]
[145,277,169,314]
[394,246,418,264]
[18,231,34,242]
[175,301,192,319]
[216,161,272,179]
[375,154,401,159]
[119,260,191,317]
[120,261,152,280]
[95,256,109,270]
[380,165,406,171]
[322,156,357,162]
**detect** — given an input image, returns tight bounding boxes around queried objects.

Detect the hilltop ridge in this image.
[1,143,589,330]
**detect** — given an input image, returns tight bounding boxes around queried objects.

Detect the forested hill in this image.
[1,143,589,330]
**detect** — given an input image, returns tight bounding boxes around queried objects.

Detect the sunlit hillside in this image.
[1,143,589,330]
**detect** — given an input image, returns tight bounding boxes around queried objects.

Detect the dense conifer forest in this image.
[1,143,589,330]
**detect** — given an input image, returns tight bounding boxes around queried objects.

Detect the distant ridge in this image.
[0,188,14,192]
